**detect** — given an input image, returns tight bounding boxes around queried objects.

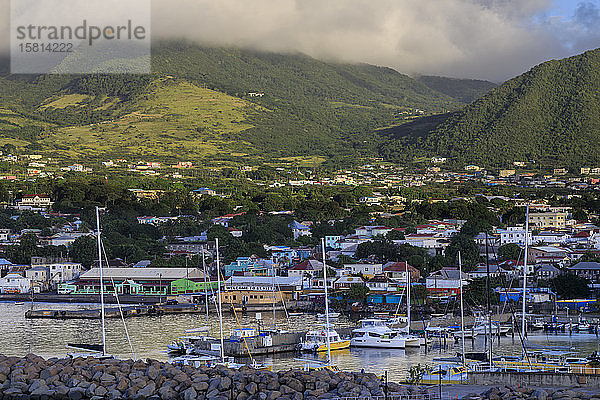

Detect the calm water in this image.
[1,301,600,382]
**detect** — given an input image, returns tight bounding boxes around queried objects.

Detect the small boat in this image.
[66,344,113,360]
[418,364,468,384]
[300,327,350,353]
[288,312,304,317]
[298,358,340,373]
[14,301,24,305]
[317,312,340,319]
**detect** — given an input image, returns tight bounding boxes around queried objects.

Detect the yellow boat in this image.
[317,339,351,352]
[300,328,351,353]
[418,364,468,384]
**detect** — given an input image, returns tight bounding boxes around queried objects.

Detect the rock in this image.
[107,389,122,400]
[95,385,108,396]
[68,386,86,400]
[182,387,197,400]
[531,389,549,400]
[157,386,178,400]
[146,366,160,381]
[245,382,258,395]
[193,381,209,392]
[137,382,157,398]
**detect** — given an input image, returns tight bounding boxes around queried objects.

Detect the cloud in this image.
[0,0,599,80]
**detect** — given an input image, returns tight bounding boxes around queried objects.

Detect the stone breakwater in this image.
[0,354,429,400]
[462,385,600,400]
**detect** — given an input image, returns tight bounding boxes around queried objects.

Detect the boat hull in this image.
[317,340,351,352]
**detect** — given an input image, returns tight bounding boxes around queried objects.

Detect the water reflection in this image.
[1,302,599,382]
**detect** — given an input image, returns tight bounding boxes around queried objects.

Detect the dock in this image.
[26,303,211,319]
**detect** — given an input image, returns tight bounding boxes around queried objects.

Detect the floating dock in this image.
[26,303,213,319]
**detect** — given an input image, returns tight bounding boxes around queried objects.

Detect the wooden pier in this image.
[25,303,209,319]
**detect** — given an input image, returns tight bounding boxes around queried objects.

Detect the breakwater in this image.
[463,385,600,400]
[0,354,432,400]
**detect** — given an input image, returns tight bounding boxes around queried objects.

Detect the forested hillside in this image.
[420,48,600,169]
[0,42,469,164]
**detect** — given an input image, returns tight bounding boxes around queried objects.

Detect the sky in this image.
[2,0,600,81]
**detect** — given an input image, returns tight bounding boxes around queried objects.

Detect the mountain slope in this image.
[416,75,497,104]
[423,48,600,169]
[0,43,467,164]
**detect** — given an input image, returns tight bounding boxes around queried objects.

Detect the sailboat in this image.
[398,270,422,347]
[299,239,348,370]
[67,207,113,359]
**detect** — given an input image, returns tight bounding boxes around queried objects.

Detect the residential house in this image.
[334,276,364,290]
[325,235,342,250]
[289,221,312,240]
[498,226,532,246]
[469,264,513,279]
[568,262,600,283]
[192,187,216,196]
[342,263,383,278]
[527,246,571,267]
[223,256,274,277]
[426,268,470,295]
[382,262,420,282]
[366,274,399,292]
[14,194,53,210]
[0,273,31,294]
[25,266,49,292]
[355,226,394,239]
[0,229,10,241]
[287,259,324,278]
[211,213,246,228]
[536,264,561,280]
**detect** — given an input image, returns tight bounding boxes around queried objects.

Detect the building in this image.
[59,267,205,295]
[223,256,274,277]
[287,259,324,278]
[342,263,382,278]
[527,246,570,266]
[25,266,49,292]
[498,226,532,246]
[289,221,311,240]
[0,273,31,293]
[568,262,600,283]
[536,264,561,280]
[366,274,399,292]
[529,212,568,229]
[382,262,420,282]
[426,268,470,295]
[220,276,302,305]
[14,194,53,210]
[333,276,364,290]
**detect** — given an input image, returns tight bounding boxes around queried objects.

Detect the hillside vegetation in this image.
[422,48,600,169]
[0,42,478,164]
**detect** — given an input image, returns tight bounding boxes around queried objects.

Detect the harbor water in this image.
[2,301,600,382]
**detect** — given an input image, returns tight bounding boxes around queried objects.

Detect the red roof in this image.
[23,194,48,198]
[573,231,591,238]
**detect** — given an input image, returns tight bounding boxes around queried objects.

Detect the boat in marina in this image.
[351,319,418,349]
[300,326,350,352]
[418,363,468,384]
[317,311,340,319]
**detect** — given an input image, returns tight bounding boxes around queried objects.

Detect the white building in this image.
[14,194,53,210]
[48,262,83,287]
[0,273,31,294]
[342,263,383,277]
[498,226,532,246]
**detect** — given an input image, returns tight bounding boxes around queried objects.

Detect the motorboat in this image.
[418,363,468,384]
[351,319,408,349]
[317,312,340,319]
[299,326,350,352]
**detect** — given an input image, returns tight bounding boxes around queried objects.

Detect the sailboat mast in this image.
[405,263,411,333]
[95,206,106,356]
[202,245,209,327]
[321,238,332,364]
[522,205,530,340]
[459,251,466,366]
[485,232,492,369]
[216,238,225,362]
[272,264,276,330]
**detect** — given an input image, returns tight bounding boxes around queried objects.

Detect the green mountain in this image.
[422,48,600,169]
[416,75,497,104]
[0,42,472,165]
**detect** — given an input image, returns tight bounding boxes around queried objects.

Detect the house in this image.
[568,261,600,283]
[0,273,31,294]
[426,268,469,295]
[223,256,274,277]
[527,246,571,266]
[287,259,324,278]
[325,235,342,249]
[228,227,243,238]
[0,229,11,241]
[382,262,420,282]
[266,246,296,265]
[211,213,246,228]
[366,274,399,292]
[47,262,82,288]
[498,226,532,246]
[469,264,513,279]
[14,194,53,210]
[48,232,91,247]
[355,226,393,239]
[289,221,311,240]
[536,264,561,280]
[334,276,364,290]
[192,187,216,196]
[25,266,49,292]
[342,263,383,278]
[137,216,179,225]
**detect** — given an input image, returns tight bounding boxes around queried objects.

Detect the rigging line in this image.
[220,278,255,365]
[100,239,136,360]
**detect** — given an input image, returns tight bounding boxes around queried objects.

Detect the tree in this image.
[346,283,370,304]
[549,273,590,300]
[386,230,405,241]
[444,234,480,270]
[5,234,40,265]
[69,235,98,268]
[497,243,522,261]
[354,238,398,262]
